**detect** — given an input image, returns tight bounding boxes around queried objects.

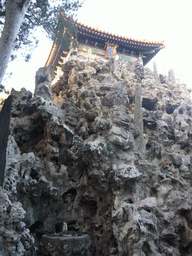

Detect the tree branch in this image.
[25,13,36,25]
[17,0,31,9]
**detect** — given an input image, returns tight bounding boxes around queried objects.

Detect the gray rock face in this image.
[102,82,129,107]
[109,126,134,149]
[173,101,192,147]
[1,57,192,256]
[0,187,36,256]
[134,82,145,153]
[34,66,54,100]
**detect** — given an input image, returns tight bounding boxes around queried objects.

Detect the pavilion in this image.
[45,13,165,77]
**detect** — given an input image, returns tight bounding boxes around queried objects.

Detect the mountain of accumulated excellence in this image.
[1,57,192,256]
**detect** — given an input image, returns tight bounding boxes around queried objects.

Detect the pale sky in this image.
[3,0,192,93]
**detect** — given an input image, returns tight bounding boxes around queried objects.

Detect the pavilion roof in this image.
[45,13,165,68]
[70,16,164,49]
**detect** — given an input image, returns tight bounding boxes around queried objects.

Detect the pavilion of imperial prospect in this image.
[45,13,165,79]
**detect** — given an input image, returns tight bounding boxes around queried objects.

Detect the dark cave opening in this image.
[30,221,43,234]
[146,142,151,150]
[30,169,39,181]
[142,242,153,255]
[62,188,77,203]
[179,241,192,255]
[143,120,157,130]
[142,98,156,111]
[127,198,133,204]
[78,81,83,88]
[13,114,46,154]
[55,222,63,233]
[80,196,98,216]
[181,142,190,149]
[168,133,175,141]
[67,220,78,231]
[179,108,184,114]
[163,234,176,247]
[166,104,177,114]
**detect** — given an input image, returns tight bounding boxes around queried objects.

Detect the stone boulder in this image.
[34,66,54,100]
[108,126,134,150]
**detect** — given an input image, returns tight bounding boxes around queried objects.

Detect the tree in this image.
[0,0,82,85]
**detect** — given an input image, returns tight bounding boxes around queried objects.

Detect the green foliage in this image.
[0,0,83,54]
[54,16,78,52]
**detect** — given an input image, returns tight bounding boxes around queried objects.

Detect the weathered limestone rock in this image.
[173,101,192,147]
[102,82,129,107]
[0,185,35,256]
[1,57,192,256]
[134,59,145,154]
[153,61,160,86]
[34,66,54,100]
[109,126,134,150]
[142,66,190,113]
[134,82,145,153]
[168,69,176,85]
